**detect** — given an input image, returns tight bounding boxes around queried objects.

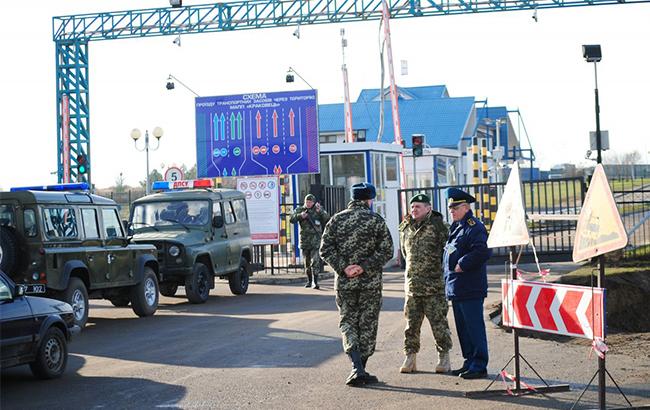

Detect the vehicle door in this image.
[0,276,35,362]
[209,201,229,276]
[100,208,133,286]
[230,198,249,259]
[222,200,240,272]
[42,206,92,287]
[79,207,109,288]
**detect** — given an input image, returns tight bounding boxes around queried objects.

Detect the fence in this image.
[399,178,586,262]
[399,176,650,262]
[611,177,650,259]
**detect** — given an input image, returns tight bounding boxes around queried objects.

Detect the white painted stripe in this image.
[550,288,568,335]
[576,292,593,339]
[526,285,542,330]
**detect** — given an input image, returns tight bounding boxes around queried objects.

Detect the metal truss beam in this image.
[53,0,649,42]
[52,0,649,183]
[55,41,90,184]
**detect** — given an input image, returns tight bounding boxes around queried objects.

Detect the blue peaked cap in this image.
[447,187,476,207]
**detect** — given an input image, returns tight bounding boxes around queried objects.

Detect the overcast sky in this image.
[1,1,649,190]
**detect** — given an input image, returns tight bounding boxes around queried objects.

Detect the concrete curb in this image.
[250,271,335,285]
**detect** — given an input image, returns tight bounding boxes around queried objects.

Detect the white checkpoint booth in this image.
[317,142,403,262]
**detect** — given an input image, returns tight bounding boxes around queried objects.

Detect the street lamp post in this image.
[131,127,163,195]
[582,43,606,410]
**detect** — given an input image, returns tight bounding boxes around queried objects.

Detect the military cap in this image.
[304,193,316,201]
[447,187,476,208]
[351,182,376,200]
[409,193,431,204]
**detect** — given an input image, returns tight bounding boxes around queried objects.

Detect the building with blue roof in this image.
[313,85,525,189]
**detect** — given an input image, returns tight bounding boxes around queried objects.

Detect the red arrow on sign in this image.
[288,109,295,136]
[502,279,604,340]
[272,110,278,138]
[256,111,262,139]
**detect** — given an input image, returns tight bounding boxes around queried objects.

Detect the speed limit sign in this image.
[164,167,184,182]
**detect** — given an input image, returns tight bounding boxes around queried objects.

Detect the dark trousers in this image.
[452,298,488,372]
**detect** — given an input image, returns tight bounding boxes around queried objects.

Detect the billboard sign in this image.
[195,89,319,178]
[236,176,280,245]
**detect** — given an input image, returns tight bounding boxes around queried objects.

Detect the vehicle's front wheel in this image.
[130,267,159,317]
[29,327,68,379]
[229,257,250,295]
[159,282,178,297]
[63,278,89,328]
[185,262,210,304]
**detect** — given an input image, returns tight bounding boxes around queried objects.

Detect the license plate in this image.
[25,284,47,294]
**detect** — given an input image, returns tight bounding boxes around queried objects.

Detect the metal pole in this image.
[412,156,417,189]
[594,60,606,410]
[594,63,602,165]
[145,130,150,195]
[510,246,521,392]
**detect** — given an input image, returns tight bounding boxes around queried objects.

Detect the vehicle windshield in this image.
[132,200,210,229]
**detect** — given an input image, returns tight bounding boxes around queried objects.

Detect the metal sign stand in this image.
[465,246,570,398]
[570,255,633,410]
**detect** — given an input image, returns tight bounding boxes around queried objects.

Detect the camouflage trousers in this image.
[302,247,321,275]
[336,289,382,359]
[403,294,452,354]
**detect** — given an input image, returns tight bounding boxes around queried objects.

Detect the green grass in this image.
[564,265,645,278]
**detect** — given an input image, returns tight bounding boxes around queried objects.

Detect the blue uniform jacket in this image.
[443,210,491,301]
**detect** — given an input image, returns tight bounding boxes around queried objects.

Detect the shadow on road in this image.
[1,355,187,409]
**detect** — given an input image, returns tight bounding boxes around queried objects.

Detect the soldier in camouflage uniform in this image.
[320,183,394,386]
[398,193,453,374]
[290,194,330,289]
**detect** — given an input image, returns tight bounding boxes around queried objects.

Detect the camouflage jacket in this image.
[320,200,394,291]
[290,205,330,249]
[399,210,449,296]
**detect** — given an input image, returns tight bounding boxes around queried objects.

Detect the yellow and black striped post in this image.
[480,137,491,227]
[471,137,480,218]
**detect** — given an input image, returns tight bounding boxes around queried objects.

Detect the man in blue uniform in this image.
[443,188,491,379]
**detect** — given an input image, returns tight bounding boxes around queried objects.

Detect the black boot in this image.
[312,273,319,289]
[345,351,367,386]
[361,357,378,384]
[304,271,312,288]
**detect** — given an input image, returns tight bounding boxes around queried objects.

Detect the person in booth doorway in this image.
[443,188,491,380]
[290,194,330,289]
[398,193,453,374]
[320,183,394,387]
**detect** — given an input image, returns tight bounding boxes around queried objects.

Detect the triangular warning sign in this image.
[487,162,530,248]
[572,164,628,262]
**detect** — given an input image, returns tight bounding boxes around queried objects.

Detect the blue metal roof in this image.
[356,85,449,103]
[319,96,475,148]
[476,106,509,122]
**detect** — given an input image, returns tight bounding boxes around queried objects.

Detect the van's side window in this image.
[43,207,78,239]
[81,208,100,239]
[23,209,37,237]
[232,199,247,222]
[101,209,124,238]
[224,202,236,225]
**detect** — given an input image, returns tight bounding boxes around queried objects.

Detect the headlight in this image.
[169,245,181,257]
[32,272,40,281]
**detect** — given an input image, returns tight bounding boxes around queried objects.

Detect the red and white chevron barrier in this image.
[502,279,605,340]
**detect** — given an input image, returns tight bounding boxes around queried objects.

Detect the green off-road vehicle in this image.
[129,180,253,304]
[0,183,160,328]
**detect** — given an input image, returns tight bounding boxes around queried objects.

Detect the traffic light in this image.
[77,154,88,175]
[412,134,424,157]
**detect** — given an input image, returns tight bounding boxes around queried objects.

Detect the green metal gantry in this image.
[52,0,650,183]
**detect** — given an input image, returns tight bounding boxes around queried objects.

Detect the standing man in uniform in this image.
[398,193,453,374]
[290,194,330,289]
[443,188,491,379]
[320,183,394,386]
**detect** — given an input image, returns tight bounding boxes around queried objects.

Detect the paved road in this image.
[2,270,649,409]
